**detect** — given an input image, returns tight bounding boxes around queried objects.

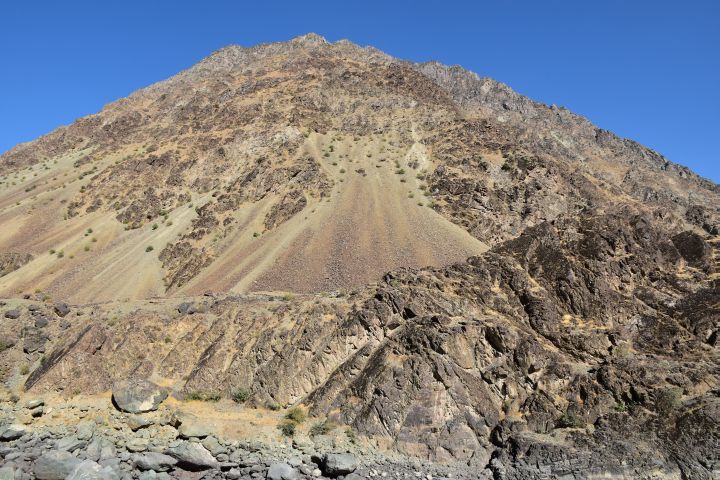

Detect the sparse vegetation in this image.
[145,245,154,252]
[655,387,683,413]
[556,411,584,428]
[285,406,307,424]
[278,420,296,437]
[309,420,335,437]
[232,387,250,403]
[185,391,221,402]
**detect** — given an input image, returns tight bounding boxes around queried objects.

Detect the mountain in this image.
[0,34,718,479]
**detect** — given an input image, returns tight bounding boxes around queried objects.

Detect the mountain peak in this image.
[289,32,329,46]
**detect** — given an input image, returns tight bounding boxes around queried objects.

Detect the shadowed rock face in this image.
[0,34,719,478]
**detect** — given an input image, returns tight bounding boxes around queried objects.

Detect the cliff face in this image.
[0,34,718,478]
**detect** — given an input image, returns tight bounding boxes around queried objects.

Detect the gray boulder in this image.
[0,466,14,480]
[34,316,50,328]
[322,453,359,477]
[25,398,44,409]
[0,424,26,441]
[76,420,95,440]
[267,462,299,480]
[55,435,86,452]
[111,379,168,413]
[165,441,218,470]
[133,452,178,472]
[66,460,120,480]
[34,450,82,479]
[178,419,212,439]
[4,309,20,319]
[53,303,70,317]
[127,414,154,431]
[22,327,48,353]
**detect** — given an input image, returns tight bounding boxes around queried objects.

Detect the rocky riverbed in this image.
[0,388,480,480]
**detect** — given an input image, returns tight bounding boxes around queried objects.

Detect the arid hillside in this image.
[0,33,717,302]
[0,34,718,480]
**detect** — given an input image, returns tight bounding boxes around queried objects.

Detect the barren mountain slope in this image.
[0,34,719,479]
[0,33,717,302]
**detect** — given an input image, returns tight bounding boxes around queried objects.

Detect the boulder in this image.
[76,420,95,440]
[34,450,82,480]
[322,453,358,477]
[66,460,120,480]
[0,466,14,480]
[0,424,26,441]
[25,398,44,409]
[177,302,192,314]
[22,327,48,353]
[127,414,154,431]
[133,452,178,472]
[166,441,218,470]
[178,419,213,438]
[126,437,149,452]
[3,309,20,319]
[34,317,49,329]
[53,303,70,317]
[55,436,87,452]
[267,462,299,480]
[112,379,168,413]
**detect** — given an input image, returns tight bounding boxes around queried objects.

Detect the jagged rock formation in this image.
[2,207,718,478]
[0,34,718,479]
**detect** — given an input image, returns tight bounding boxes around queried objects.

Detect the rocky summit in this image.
[0,33,718,480]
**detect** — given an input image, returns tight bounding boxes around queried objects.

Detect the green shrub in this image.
[556,411,584,428]
[285,406,307,424]
[309,420,335,437]
[278,420,296,437]
[656,387,682,413]
[145,246,154,253]
[20,365,30,375]
[185,391,221,402]
[267,402,281,411]
[232,388,250,403]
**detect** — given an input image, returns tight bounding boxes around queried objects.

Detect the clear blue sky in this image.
[1,0,718,183]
